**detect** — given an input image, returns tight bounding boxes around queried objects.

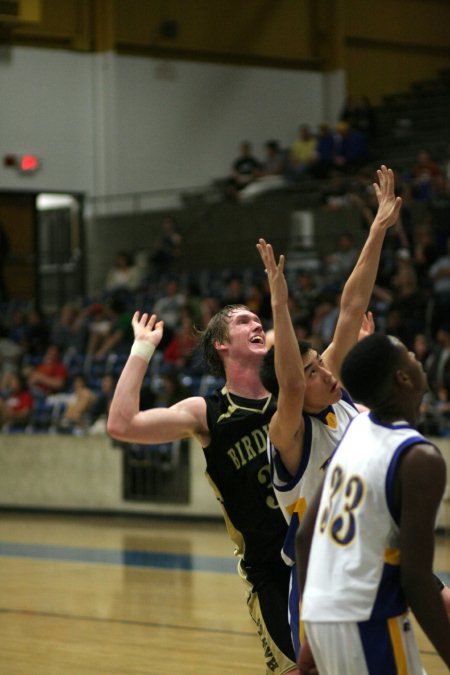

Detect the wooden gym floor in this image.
[0,512,449,675]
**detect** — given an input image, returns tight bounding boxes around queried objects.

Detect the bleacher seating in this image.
[2,70,450,437]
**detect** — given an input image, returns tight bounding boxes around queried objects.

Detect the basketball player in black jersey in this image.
[108,304,298,672]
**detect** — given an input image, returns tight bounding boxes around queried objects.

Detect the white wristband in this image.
[130,340,155,363]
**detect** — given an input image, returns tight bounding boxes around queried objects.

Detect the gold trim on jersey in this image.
[325,410,337,429]
[388,615,408,672]
[205,470,245,558]
[384,547,401,565]
[286,496,307,519]
[217,386,272,422]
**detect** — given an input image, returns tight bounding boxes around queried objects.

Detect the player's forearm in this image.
[272,302,304,391]
[403,571,450,667]
[340,223,386,314]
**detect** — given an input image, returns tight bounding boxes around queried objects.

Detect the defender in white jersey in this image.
[256,165,403,660]
[297,334,450,674]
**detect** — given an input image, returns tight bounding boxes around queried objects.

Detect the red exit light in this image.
[20,155,40,172]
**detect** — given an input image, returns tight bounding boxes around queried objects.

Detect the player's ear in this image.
[213,339,226,353]
[395,368,410,387]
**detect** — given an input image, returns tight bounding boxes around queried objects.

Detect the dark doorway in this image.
[0,190,85,312]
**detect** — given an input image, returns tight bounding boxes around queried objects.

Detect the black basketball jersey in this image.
[203,386,288,566]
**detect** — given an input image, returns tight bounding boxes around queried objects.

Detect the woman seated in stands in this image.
[26,344,68,399]
[0,371,33,430]
[58,374,97,434]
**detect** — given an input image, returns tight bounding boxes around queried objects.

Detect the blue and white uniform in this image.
[302,411,435,675]
[268,389,358,655]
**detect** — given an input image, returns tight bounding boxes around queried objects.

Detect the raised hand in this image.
[256,238,288,307]
[358,310,375,342]
[131,311,164,348]
[373,165,402,230]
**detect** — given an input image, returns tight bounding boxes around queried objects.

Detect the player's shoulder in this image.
[399,440,445,481]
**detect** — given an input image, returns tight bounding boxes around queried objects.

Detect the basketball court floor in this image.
[0,512,449,674]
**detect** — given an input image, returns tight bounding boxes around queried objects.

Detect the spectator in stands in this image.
[323,231,360,292]
[85,302,113,356]
[413,332,434,370]
[408,148,443,202]
[152,278,186,348]
[286,124,317,180]
[162,314,200,372]
[339,95,358,128]
[428,234,450,335]
[245,281,265,317]
[238,139,288,201]
[319,174,352,209]
[88,374,116,435]
[104,250,141,304]
[413,222,439,288]
[226,141,262,199]
[425,324,450,400]
[90,297,134,359]
[419,324,450,436]
[198,296,221,330]
[250,276,273,328]
[255,139,283,177]
[24,307,50,357]
[221,274,246,306]
[0,371,33,430]
[150,216,183,277]
[0,320,22,383]
[26,343,68,398]
[6,307,28,354]
[154,366,193,408]
[413,332,436,431]
[430,172,450,208]
[57,374,97,434]
[310,292,340,347]
[311,123,336,178]
[50,302,88,356]
[388,250,427,347]
[292,270,321,327]
[333,121,368,173]
[340,95,377,140]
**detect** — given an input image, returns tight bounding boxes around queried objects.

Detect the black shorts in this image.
[238,558,296,674]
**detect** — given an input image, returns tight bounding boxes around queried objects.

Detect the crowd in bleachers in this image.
[1,211,450,437]
[1,100,450,437]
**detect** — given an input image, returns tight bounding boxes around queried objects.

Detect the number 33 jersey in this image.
[302,411,435,622]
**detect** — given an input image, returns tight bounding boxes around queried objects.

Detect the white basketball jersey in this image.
[302,412,433,622]
[268,392,358,566]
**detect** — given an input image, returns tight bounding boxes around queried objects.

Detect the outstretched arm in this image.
[257,239,305,475]
[323,165,402,379]
[107,311,207,445]
[399,444,450,667]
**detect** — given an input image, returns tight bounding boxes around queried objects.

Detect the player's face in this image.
[398,342,429,397]
[302,350,342,413]
[226,309,266,358]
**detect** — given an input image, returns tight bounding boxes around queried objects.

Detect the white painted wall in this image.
[0,47,95,193]
[0,46,344,199]
[112,56,327,194]
[0,434,449,532]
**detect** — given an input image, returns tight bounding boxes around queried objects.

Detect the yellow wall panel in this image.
[346,43,450,102]
[345,0,450,49]
[15,0,80,38]
[5,0,450,101]
[115,0,315,62]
